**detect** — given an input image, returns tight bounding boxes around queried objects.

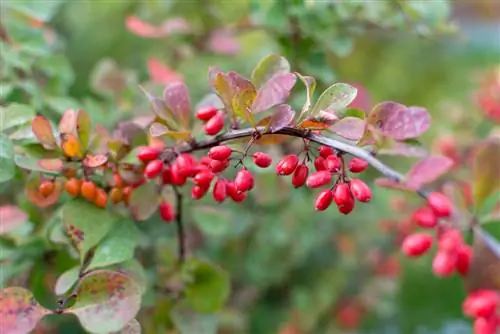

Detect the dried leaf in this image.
[83,154,108,168]
[465,227,500,291]
[311,83,358,116]
[128,182,160,221]
[329,117,365,141]
[252,73,296,114]
[473,139,500,210]
[31,114,56,149]
[251,54,290,89]
[0,205,28,235]
[148,57,183,84]
[268,104,295,132]
[163,82,191,129]
[77,109,91,151]
[405,155,454,190]
[68,270,142,333]
[0,287,49,334]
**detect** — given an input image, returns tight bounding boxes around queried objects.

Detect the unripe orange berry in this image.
[39,180,55,198]
[81,181,97,201]
[94,188,108,208]
[110,187,124,204]
[123,186,132,205]
[65,178,81,197]
[113,173,124,188]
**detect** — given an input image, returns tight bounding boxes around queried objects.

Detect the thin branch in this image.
[174,126,428,199]
[172,186,186,264]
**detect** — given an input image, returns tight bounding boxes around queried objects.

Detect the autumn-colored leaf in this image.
[83,154,108,168]
[125,16,190,38]
[207,29,240,55]
[311,83,358,116]
[0,287,49,334]
[252,73,296,114]
[38,158,63,172]
[15,155,61,175]
[140,87,180,131]
[148,57,183,84]
[128,182,160,221]
[31,114,56,149]
[296,73,316,119]
[251,54,291,89]
[465,227,500,292]
[212,72,234,112]
[329,117,365,141]
[297,113,337,130]
[405,155,454,190]
[232,86,256,126]
[374,177,414,193]
[111,319,141,334]
[195,93,224,111]
[68,270,142,333]
[149,122,191,141]
[377,142,427,158]
[0,205,28,235]
[58,109,78,137]
[268,104,295,132]
[60,133,83,158]
[77,109,91,151]
[25,174,62,207]
[472,139,500,210]
[163,81,191,129]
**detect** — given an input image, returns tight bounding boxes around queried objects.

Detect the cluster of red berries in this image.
[275,146,371,214]
[195,106,225,135]
[463,290,499,334]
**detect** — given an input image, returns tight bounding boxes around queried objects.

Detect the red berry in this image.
[427,192,453,217]
[196,106,218,121]
[204,111,224,135]
[306,171,332,188]
[194,170,214,188]
[438,229,463,253]
[348,158,368,173]
[349,179,372,203]
[81,181,97,201]
[144,160,163,179]
[170,163,187,186]
[213,179,227,203]
[325,155,341,172]
[275,154,299,175]
[39,180,55,198]
[432,251,457,277]
[315,190,333,211]
[234,169,254,192]
[292,164,309,188]
[199,156,212,166]
[473,316,498,334]
[253,152,272,168]
[210,159,230,173]
[463,290,499,319]
[456,245,472,276]
[162,168,172,185]
[137,147,161,163]
[401,233,433,257]
[319,145,334,158]
[192,185,209,199]
[209,145,232,161]
[159,201,174,222]
[175,154,196,177]
[333,183,355,215]
[412,207,438,228]
[226,182,246,202]
[314,156,326,171]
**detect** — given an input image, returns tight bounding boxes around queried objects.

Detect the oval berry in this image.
[175,154,196,177]
[94,188,108,208]
[210,159,230,173]
[196,106,218,121]
[213,179,227,203]
[315,190,333,211]
[204,111,224,135]
[427,192,453,217]
[456,245,472,276]
[401,233,433,257]
[110,187,124,204]
[275,154,299,176]
[463,290,499,319]
[209,145,232,161]
[350,179,372,203]
[194,170,214,188]
[162,168,172,185]
[412,207,438,228]
[170,163,187,186]
[432,251,457,277]
[192,185,209,200]
[226,182,246,202]
[39,180,55,198]
[137,147,161,163]
[81,181,97,201]
[438,229,463,253]
[144,160,163,179]
[473,316,498,334]
[65,178,81,197]
[325,155,341,172]
[319,145,334,158]
[234,169,254,192]
[314,156,326,171]
[348,158,368,173]
[292,164,309,188]
[306,171,332,188]
[253,152,272,168]
[333,183,355,215]
[159,201,174,222]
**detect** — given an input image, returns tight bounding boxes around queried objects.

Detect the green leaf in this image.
[0,287,49,334]
[54,266,80,296]
[14,154,62,175]
[87,220,141,270]
[62,199,118,260]
[342,108,366,119]
[77,109,91,151]
[311,83,357,116]
[171,303,219,334]
[0,135,15,183]
[45,96,80,115]
[251,54,291,88]
[3,0,66,21]
[182,259,230,313]
[473,139,500,211]
[192,206,232,238]
[110,319,141,334]
[128,182,160,221]
[0,103,35,133]
[478,191,500,221]
[68,270,142,334]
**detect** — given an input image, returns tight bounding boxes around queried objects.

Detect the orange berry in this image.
[94,188,107,208]
[113,173,124,188]
[110,187,124,204]
[65,178,81,197]
[39,180,55,198]
[81,181,97,201]
[122,186,132,205]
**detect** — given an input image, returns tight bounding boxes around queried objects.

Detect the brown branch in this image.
[172,186,186,264]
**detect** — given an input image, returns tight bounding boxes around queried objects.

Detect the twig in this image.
[172,186,186,264]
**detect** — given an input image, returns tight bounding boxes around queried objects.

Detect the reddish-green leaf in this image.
[378,142,427,157]
[374,177,414,193]
[465,227,500,292]
[54,266,80,296]
[68,270,142,333]
[149,122,191,141]
[77,109,91,151]
[83,154,108,168]
[163,82,191,129]
[296,73,316,119]
[252,73,296,114]
[14,155,60,175]
[251,54,290,89]
[0,205,28,235]
[38,158,63,172]
[212,72,234,113]
[140,87,180,131]
[405,155,454,190]
[148,57,183,84]
[329,117,365,141]
[31,114,56,149]
[111,319,141,334]
[473,139,500,210]
[0,287,49,334]
[232,86,256,126]
[58,109,78,136]
[128,182,160,221]
[311,83,357,116]
[268,104,295,132]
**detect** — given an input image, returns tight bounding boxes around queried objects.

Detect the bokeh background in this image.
[1,0,499,333]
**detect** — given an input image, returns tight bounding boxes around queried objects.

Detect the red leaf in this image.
[252,73,296,113]
[406,155,454,189]
[0,288,49,334]
[125,16,190,38]
[163,82,191,129]
[31,114,56,149]
[329,117,365,141]
[375,177,414,193]
[207,29,240,55]
[0,205,28,235]
[58,109,78,136]
[268,104,295,132]
[147,57,183,84]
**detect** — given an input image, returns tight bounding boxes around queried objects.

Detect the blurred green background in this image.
[1,0,499,333]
